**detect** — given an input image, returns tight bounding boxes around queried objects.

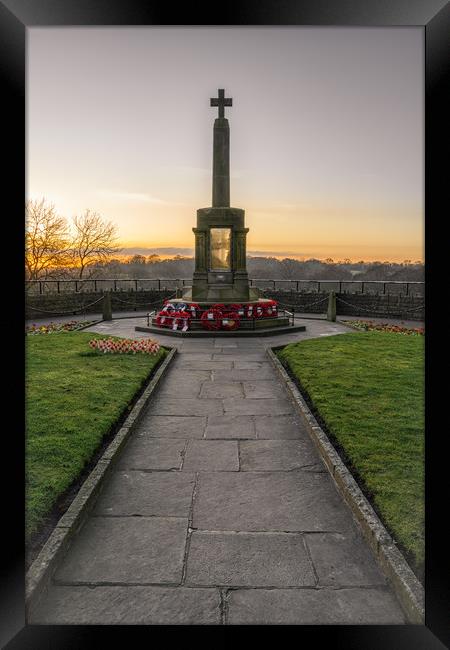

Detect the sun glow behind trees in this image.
[25,199,121,280]
[25,198,424,284]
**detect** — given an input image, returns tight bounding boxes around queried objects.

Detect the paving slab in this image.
[305,532,387,586]
[177,353,213,361]
[217,352,267,361]
[174,361,233,370]
[181,342,216,350]
[157,379,203,398]
[93,471,196,517]
[233,361,270,370]
[223,397,294,416]
[138,415,207,438]
[117,438,186,470]
[242,379,288,399]
[157,369,211,381]
[254,414,308,439]
[233,340,264,347]
[211,349,251,355]
[55,517,188,584]
[186,531,315,587]
[150,397,224,416]
[239,439,318,471]
[199,381,244,399]
[30,585,221,625]
[227,587,405,624]
[205,415,256,439]
[193,471,354,532]
[183,440,239,471]
[212,367,275,381]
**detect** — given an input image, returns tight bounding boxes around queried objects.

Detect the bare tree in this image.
[70,210,121,278]
[25,198,71,280]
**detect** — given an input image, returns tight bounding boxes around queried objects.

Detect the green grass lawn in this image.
[277,331,424,579]
[26,331,167,539]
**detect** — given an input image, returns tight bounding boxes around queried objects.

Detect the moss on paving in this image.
[26,331,166,539]
[277,331,424,578]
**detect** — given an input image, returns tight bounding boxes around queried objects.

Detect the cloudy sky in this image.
[27,27,423,261]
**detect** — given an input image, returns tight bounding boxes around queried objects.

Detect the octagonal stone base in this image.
[135,323,306,338]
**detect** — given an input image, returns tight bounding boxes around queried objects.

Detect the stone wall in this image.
[25,290,175,320]
[26,288,425,321]
[264,290,425,321]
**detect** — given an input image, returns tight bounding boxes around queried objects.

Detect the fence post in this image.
[102,291,112,321]
[327,291,336,322]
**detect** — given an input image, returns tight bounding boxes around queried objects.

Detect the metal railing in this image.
[26,278,424,296]
[146,308,295,330]
[249,279,424,295]
[25,278,185,294]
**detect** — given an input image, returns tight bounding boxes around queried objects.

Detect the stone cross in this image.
[210,88,232,119]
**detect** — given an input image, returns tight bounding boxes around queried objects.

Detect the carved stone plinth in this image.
[190,207,254,303]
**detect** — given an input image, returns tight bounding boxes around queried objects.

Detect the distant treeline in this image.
[36,254,424,283]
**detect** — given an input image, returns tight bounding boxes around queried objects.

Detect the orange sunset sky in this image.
[27,27,424,262]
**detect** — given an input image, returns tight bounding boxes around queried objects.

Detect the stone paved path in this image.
[30,319,406,624]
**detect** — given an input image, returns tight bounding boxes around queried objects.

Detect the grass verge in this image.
[26,331,167,540]
[277,331,424,580]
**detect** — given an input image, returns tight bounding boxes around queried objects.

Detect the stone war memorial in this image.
[143,89,305,336]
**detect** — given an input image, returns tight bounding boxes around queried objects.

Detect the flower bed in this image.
[343,320,424,335]
[89,337,160,355]
[26,320,97,335]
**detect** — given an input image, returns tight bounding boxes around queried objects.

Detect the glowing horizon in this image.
[28,28,424,264]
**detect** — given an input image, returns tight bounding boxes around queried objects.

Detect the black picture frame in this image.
[2,1,448,647]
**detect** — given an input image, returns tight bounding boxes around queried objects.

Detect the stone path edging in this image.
[266,346,425,624]
[75,319,104,330]
[25,346,177,617]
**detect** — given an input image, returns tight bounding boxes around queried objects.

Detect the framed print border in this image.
[1,1,448,647]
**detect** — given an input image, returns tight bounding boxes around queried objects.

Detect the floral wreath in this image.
[155,299,279,331]
[201,307,223,330]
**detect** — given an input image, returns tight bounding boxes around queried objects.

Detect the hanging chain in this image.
[336,295,424,314]
[26,295,105,315]
[112,292,177,307]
